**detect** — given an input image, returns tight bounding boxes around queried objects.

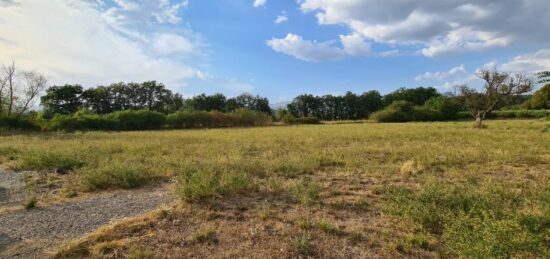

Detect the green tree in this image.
[188,93,227,112]
[41,84,83,115]
[458,68,533,128]
[522,84,550,109]
[383,87,440,106]
[536,71,550,84]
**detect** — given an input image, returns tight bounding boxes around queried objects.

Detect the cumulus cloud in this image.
[415,65,467,81]
[299,0,550,57]
[253,0,266,8]
[415,65,479,91]
[266,34,346,62]
[499,49,550,73]
[266,33,370,62]
[275,12,288,24]
[0,0,204,91]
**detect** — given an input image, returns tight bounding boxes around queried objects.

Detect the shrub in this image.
[80,164,157,191]
[371,101,449,122]
[166,110,214,129]
[493,110,550,119]
[522,84,550,109]
[167,109,271,129]
[0,116,40,130]
[108,110,166,130]
[178,167,254,201]
[284,116,321,125]
[424,96,462,120]
[370,101,416,122]
[46,114,117,131]
[292,180,321,205]
[20,151,84,171]
[229,108,272,127]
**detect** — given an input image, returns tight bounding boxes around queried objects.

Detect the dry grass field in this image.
[1,120,549,258]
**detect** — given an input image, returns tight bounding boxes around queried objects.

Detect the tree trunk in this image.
[474,115,483,128]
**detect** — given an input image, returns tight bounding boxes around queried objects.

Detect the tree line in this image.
[2,61,550,130]
[40,82,271,117]
[284,87,441,121]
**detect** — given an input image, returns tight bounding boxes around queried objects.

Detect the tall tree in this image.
[383,87,440,106]
[1,63,48,117]
[458,68,533,128]
[41,84,83,115]
[536,71,550,84]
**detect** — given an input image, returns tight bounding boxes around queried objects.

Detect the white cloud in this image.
[415,65,467,81]
[499,49,550,74]
[299,0,550,57]
[0,0,203,91]
[340,34,370,56]
[266,33,346,62]
[275,12,288,24]
[266,33,371,62]
[415,65,479,91]
[152,33,194,55]
[253,0,266,8]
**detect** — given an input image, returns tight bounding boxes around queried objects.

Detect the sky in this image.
[1,0,549,103]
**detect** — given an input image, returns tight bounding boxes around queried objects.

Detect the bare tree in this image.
[1,62,48,117]
[17,71,48,116]
[458,68,533,128]
[2,62,16,116]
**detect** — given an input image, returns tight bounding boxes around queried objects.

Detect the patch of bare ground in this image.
[54,171,435,258]
[0,185,175,259]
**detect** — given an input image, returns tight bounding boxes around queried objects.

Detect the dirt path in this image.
[0,170,25,208]
[0,170,175,258]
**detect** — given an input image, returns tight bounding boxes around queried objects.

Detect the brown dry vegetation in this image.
[0,120,549,258]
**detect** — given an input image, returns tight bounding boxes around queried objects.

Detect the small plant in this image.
[318,220,338,234]
[127,246,154,259]
[295,217,313,230]
[192,227,218,244]
[54,242,90,259]
[399,160,424,176]
[24,196,38,209]
[61,185,78,198]
[258,207,271,220]
[23,173,38,209]
[292,233,313,256]
[291,180,321,205]
[349,231,363,244]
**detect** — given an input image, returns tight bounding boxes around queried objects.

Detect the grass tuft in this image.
[291,179,321,205]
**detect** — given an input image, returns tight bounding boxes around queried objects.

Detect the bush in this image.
[108,110,166,130]
[371,101,448,122]
[0,116,40,130]
[424,96,462,120]
[20,151,84,171]
[493,110,550,119]
[228,108,272,127]
[167,109,272,129]
[522,84,550,109]
[166,110,214,129]
[46,114,117,131]
[80,163,157,191]
[177,167,254,201]
[284,116,321,125]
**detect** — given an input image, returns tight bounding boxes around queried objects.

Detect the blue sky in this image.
[1,0,549,103]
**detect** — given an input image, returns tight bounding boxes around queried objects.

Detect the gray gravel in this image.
[0,171,25,207]
[0,176,174,258]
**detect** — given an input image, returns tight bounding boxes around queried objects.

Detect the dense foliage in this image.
[40,82,272,116]
[522,84,550,110]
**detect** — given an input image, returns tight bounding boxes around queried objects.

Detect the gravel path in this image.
[0,171,175,258]
[0,171,25,207]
